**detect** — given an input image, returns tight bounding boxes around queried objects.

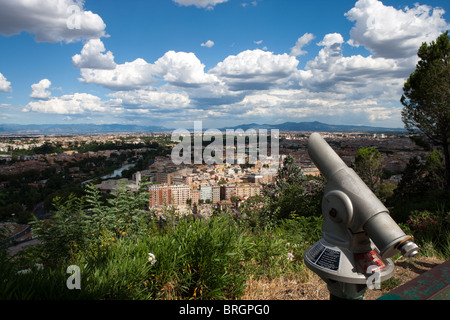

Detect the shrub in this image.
[401,209,450,258]
[69,215,248,300]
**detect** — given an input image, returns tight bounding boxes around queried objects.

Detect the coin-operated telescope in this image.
[304,133,418,300]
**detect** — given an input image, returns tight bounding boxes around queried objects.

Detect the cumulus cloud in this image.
[294,32,411,99]
[201,40,215,48]
[209,49,299,90]
[290,33,315,56]
[79,58,157,90]
[78,50,220,90]
[153,51,219,87]
[210,88,401,127]
[30,79,52,100]
[172,0,228,9]
[0,73,12,92]
[19,0,447,129]
[72,39,116,69]
[0,0,107,43]
[345,0,449,59]
[108,89,191,110]
[24,92,122,114]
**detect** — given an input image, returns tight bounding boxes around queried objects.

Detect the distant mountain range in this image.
[218,121,406,133]
[0,123,168,135]
[0,121,406,135]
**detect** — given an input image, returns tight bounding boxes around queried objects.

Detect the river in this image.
[101,163,136,179]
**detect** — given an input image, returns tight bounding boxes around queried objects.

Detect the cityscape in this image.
[0,128,426,242]
[0,0,448,304]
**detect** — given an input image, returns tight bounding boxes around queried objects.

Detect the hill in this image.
[0,121,406,135]
[219,121,406,133]
[0,123,168,135]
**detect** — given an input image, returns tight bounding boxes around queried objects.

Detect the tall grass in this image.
[399,208,450,260]
[0,212,323,300]
[1,180,447,300]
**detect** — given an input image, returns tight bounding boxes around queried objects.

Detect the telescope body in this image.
[307,132,417,259]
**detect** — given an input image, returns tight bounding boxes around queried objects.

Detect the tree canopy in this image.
[401,31,450,188]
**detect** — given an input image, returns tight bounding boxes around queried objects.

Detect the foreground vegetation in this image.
[0,181,323,299]
[0,157,448,300]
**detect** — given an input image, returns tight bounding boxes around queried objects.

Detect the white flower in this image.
[148,253,157,266]
[17,268,32,275]
[287,252,294,261]
[35,263,44,271]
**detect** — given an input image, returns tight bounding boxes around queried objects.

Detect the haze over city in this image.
[0,0,449,129]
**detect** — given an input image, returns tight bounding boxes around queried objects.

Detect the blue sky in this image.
[0,0,449,129]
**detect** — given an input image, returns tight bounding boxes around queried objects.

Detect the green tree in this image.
[352,147,383,192]
[401,31,450,188]
[262,155,323,220]
[262,155,306,199]
[395,151,446,200]
[31,194,91,264]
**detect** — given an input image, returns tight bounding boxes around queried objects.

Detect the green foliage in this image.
[352,147,382,192]
[401,31,450,188]
[5,154,447,300]
[262,155,324,220]
[31,194,91,264]
[147,216,248,299]
[392,151,449,221]
[0,261,82,299]
[2,176,327,300]
[400,209,450,258]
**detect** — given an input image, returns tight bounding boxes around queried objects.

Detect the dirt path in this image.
[241,256,445,300]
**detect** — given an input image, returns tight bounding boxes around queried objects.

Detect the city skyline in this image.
[0,0,449,129]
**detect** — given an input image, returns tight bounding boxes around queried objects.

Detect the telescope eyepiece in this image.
[398,239,419,258]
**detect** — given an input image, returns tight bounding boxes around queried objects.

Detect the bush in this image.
[2,177,327,300]
[400,209,450,258]
[148,216,248,299]
[70,215,248,300]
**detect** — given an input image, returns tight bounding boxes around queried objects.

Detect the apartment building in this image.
[149,183,190,207]
[155,172,173,184]
[211,184,221,203]
[171,184,190,206]
[190,188,201,205]
[220,184,237,200]
[236,184,261,198]
[149,184,173,207]
[200,184,212,202]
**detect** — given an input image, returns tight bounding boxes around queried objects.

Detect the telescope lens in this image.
[398,241,419,258]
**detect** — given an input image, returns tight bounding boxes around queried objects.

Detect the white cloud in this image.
[345,0,449,59]
[153,51,219,87]
[0,73,12,92]
[19,0,447,129]
[79,58,157,90]
[108,88,191,110]
[172,0,228,9]
[24,92,122,114]
[72,39,116,69]
[294,32,410,99]
[0,0,107,43]
[318,33,344,47]
[77,49,221,90]
[209,49,299,90]
[30,79,52,100]
[305,33,345,72]
[209,88,402,127]
[290,33,315,56]
[201,40,215,48]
